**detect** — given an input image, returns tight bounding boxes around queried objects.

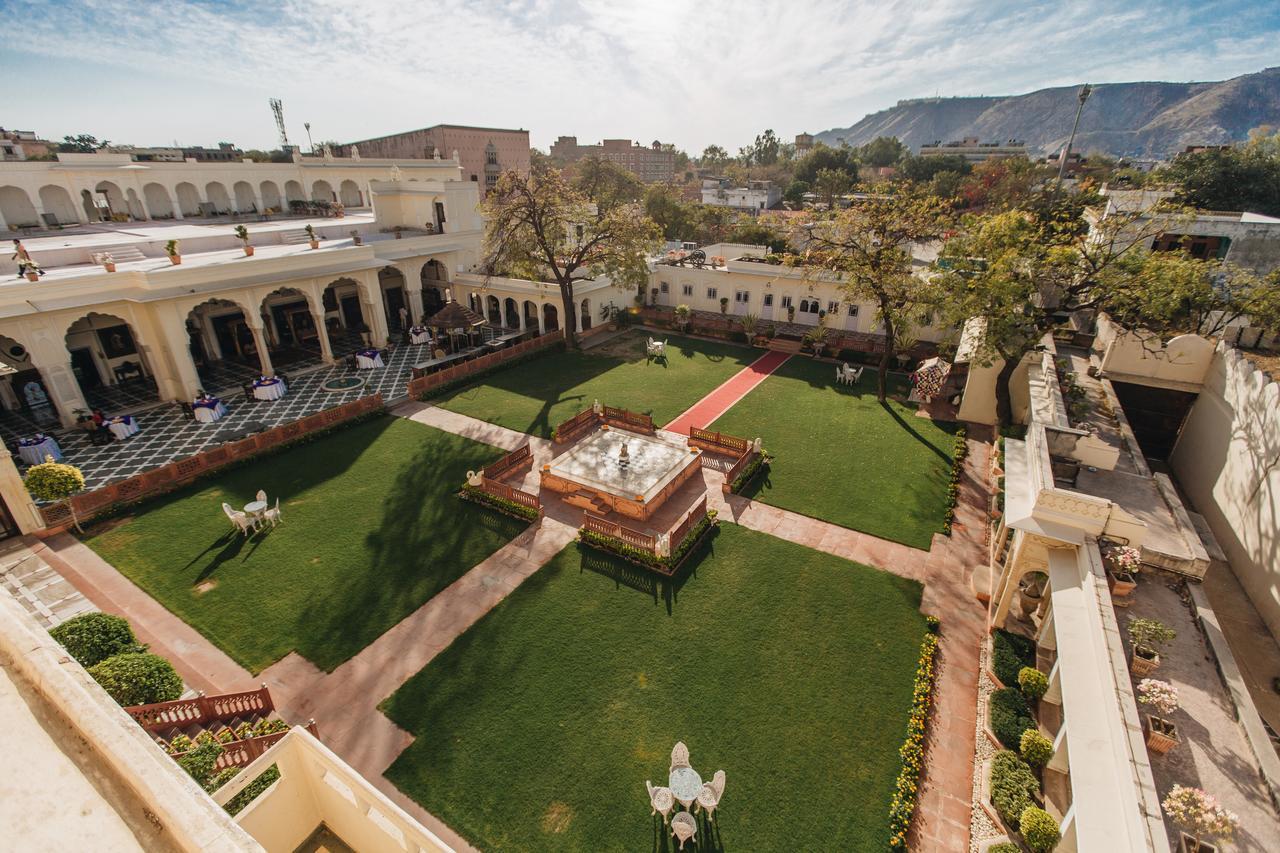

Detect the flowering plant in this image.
[1137,679,1179,716]
[1162,785,1239,847]
[1104,544,1141,573]
[887,627,940,849]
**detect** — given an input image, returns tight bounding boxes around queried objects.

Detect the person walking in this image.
[11,239,41,278]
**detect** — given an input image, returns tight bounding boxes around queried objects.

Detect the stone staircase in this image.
[565,490,611,515]
[280,229,314,245]
[767,338,804,354]
[125,685,304,767]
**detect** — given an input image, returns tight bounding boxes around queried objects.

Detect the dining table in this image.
[355,348,384,369]
[108,415,140,441]
[193,397,228,423]
[17,434,61,465]
[668,767,703,808]
[252,377,287,401]
[409,326,433,345]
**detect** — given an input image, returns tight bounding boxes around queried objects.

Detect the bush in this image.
[1020,729,1053,768]
[1018,666,1049,700]
[989,750,1038,829]
[989,687,1037,749]
[49,612,144,667]
[23,459,85,501]
[1020,806,1061,851]
[167,732,193,755]
[1128,617,1175,654]
[988,845,1019,853]
[87,652,182,706]
[176,740,223,789]
[225,764,281,815]
[993,629,1036,686]
[887,631,940,849]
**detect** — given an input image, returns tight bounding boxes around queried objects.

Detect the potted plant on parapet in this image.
[673,304,691,333]
[304,224,319,250]
[101,253,116,273]
[1138,678,1180,754]
[350,230,363,246]
[1128,617,1176,676]
[786,304,796,322]
[1163,785,1239,853]
[719,296,729,316]
[24,458,86,533]
[739,312,761,345]
[1104,543,1141,598]
[233,225,254,256]
[804,324,830,358]
[165,239,181,265]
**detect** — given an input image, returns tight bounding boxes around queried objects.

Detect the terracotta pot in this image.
[394,230,403,239]
[243,245,255,257]
[1144,715,1179,754]
[25,272,38,282]
[169,254,182,265]
[1018,589,1043,619]
[1110,571,1137,597]
[103,262,116,273]
[1130,647,1160,676]
[1178,833,1216,853]
[352,237,363,246]
[309,240,319,249]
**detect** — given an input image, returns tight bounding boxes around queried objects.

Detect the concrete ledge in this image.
[1187,583,1280,810]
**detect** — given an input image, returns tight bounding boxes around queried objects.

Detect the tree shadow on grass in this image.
[576,525,719,615]
[879,401,955,465]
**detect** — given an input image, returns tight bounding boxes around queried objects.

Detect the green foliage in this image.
[989,750,1039,829]
[225,765,281,815]
[167,732,193,755]
[164,239,180,256]
[1128,617,1175,653]
[739,128,782,166]
[794,143,859,185]
[1164,141,1280,218]
[989,687,1036,749]
[887,631,940,849]
[729,452,771,494]
[459,484,541,522]
[59,134,107,153]
[233,225,249,242]
[728,220,786,252]
[418,338,566,402]
[942,426,968,534]
[898,153,973,183]
[857,136,908,168]
[1018,666,1049,700]
[925,614,940,634]
[784,179,811,204]
[988,845,1020,853]
[253,717,289,736]
[23,460,85,502]
[1020,806,1061,852]
[1020,729,1054,768]
[87,652,182,706]
[176,741,223,789]
[992,629,1036,686]
[49,612,143,667]
[578,511,717,573]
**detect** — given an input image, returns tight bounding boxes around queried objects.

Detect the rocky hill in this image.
[814,67,1280,158]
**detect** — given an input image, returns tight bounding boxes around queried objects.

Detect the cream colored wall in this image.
[1170,343,1280,637]
[1093,316,1214,389]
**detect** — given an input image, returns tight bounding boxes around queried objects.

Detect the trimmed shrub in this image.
[176,740,223,789]
[1020,806,1061,852]
[1018,666,1049,700]
[1020,729,1054,768]
[49,612,144,667]
[988,845,1019,853]
[87,652,182,706]
[989,750,1038,829]
[253,717,289,737]
[225,765,281,816]
[993,629,1036,686]
[989,687,1037,749]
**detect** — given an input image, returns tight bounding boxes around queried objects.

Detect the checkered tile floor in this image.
[30,341,434,491]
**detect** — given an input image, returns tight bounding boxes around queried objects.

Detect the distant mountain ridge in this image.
[814,67,1280,159]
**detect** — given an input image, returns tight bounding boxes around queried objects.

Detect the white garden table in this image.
[668,766,702,808]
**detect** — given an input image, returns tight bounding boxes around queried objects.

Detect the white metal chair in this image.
[230,511,257,537]
[221,502,239,530]
[262,497,283,528]
[646,780,674,824]
[696,770,725,820]
[670,741,690,772]
[670,812,697,850]
[255,489,267,503]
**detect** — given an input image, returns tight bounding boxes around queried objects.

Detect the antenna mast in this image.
[270,98,289,149]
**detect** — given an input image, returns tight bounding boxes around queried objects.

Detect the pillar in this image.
[537,304,546,335]
[41,363,90,428]
[518,307,527,332]
[145,306,203,401]
[248,323,274,377]
[400,264,423,324]
[0,451,47,534]
[311,309,334,363]
[358,273,389,346]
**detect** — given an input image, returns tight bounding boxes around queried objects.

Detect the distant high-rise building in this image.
[549,137,675,183]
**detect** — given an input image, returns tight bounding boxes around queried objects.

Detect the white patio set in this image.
[646,337,668,359]
[221,489,284,537]
[645,741,726,850]
[836,362,864,386]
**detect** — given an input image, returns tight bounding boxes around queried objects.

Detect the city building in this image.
[108,143,247,163]
[700,178,781,212]
[794,132,814,153]
[0,128,56,161]
[919,137,1027,162]
[336,125,530,192]
[549,137,675,183]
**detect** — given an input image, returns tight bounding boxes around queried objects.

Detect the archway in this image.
[175,182,201,216]
[486,295,501,325]
[260,287,322,369]
[284,180,305,209]
[321,277,372,353]
[0,186,39,228]
[38,185,78,226]
[143,183,174,219]
[64,313,158,412]
[0,333,61,440]
[93,181,127,219]
[523,300,539,332]
[233,181,255,213]
[378,267,408,332]
[185,298,260,392]
[543,303,559,332]
[339,180,361,207]
[260,180,282,213]
[81,189,100,221]
[580,298,592,331]
[125,188,146,220]
[205,182,231,213]
[311,180,333,204]
[504,298,519,329]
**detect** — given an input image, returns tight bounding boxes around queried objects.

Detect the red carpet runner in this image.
[663,349,792,435]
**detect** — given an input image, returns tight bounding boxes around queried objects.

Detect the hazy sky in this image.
[3,0,1278,154]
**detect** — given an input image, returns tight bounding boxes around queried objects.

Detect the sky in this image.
[2,0,1278,155]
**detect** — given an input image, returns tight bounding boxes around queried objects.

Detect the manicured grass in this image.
[711,357,957,549]
[434,330,757,437]
[82,416,528,673]
[383,524,926,852]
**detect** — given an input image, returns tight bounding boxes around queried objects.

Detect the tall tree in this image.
[1162,143,1280,218]
[59,134,108,153]
[794,143,859,184]
[699,144,731,171]
[813,168,853,208]
[481,162,660,347]
[857,136,908,168]
[799,185,952,401]
[740,129,782,166]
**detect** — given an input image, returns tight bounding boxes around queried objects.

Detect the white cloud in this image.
[1,0,1276,152]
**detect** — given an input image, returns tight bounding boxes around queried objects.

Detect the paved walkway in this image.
[663,349,791,434]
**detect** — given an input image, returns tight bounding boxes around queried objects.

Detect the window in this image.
[660,281,669,293]
[706,287,718,299]
[847,304,859,317]
[781,295,793,308]
[763,294,774,307]
[827,300,839,314]
[735,290,749,303]
[682,284,693,296]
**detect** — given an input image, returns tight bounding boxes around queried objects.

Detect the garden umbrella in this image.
[911,356,951,402]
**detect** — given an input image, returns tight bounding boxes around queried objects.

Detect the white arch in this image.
[338,179,361,207]
[259,180,282,212]
[143,183,175,219]
[233,180,255,212]
[37,185,77,225]
[175,182,201,216]
[284,180,305,205]
[125,188,145,220]
[311,180,333,203]
[205,181,231,212]
[94,181,127,217]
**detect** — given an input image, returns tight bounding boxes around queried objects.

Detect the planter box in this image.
[1179,833,1216,853]
[1110,571,1137,597]
[1130,647,1161,676]
[1144,715,1179,754]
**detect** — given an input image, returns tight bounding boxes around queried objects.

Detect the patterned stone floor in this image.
[31,341,433,490]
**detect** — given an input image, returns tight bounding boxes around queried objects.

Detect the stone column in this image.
[0,450,46,534]
[311,309,334,363]
[537,304,546,335]
[144,306,203,401]
[40,363,90,428]
[400,264,424,325]
[248,323,274,376]
[358,272,390,346]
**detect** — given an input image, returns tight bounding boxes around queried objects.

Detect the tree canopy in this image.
[1163,137,1280,217]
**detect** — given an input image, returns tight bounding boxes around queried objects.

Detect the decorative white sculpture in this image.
[466,470,483,487]
[350,145,361,161]
[656,533,671,557]
[592,399,603,415]
[752,437,763,452]
[390,164,403,181]
[451,149,460,163]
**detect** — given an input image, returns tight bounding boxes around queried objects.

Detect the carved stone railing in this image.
[482,444,533,481]
[126,685,275,734]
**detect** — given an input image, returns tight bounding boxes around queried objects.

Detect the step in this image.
[95,245,147,263]
[280,229,314,245]
[767,339,803,353]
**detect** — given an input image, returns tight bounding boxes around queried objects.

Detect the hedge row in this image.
[992,628,1036,687]
[728,451,772,494]
[989,750,1039,829]
[886,625,941,849]
[459,484,541,523]
[942,426,968,535]
[989,687,1037,749]
[50,612,182,707]
[577,511,718,574]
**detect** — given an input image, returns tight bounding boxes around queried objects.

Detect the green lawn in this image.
[383,524,926,852]
[711,357,957,549]
[82,417,528,673]
[435,331,757,437]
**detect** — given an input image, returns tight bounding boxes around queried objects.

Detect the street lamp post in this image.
[304,122,314,155]
[1057,84,1093,187]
